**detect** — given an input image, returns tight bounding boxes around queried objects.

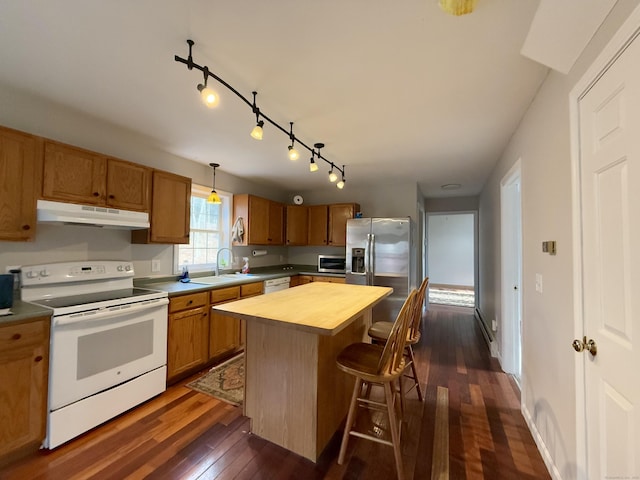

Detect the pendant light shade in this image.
[207,163,222,204]
[197,67,219,108]
[439,0,476,16]
[288,145,299,161]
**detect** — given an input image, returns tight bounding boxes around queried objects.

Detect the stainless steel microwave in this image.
[317,255,346,274]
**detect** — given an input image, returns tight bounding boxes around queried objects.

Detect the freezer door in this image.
[346,218,372,285]
[370,218,411,322]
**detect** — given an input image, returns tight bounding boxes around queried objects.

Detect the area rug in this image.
[429,288,475,308]
[186,353,244,406]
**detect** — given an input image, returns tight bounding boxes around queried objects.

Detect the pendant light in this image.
[328,164,338,183]
[207,163,222,204]
[337,166,345,189]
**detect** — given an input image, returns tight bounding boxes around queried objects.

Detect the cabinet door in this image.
[106,158,150,212]
[285,205,308,245]
[268,201,284,245]
[0,318,49,462]
[141,170,191,244]
[42,141,106,205]
[0,127,41,241]
[209,306,241,359]
[167,306,209,382]
[328,203,359,246]
[247,195,270,244]
[307,205,328,246]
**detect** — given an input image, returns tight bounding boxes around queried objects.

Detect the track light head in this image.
[197,84,219,108]
[251,120,264,140]
[309,151,319,172]
[288,145,299,161]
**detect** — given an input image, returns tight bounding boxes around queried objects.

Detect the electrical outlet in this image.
[151,260,161,273]
[535,273,543,293]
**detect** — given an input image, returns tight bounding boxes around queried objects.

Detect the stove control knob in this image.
[40,269,50,277]
[117,265,124,272]
[125,265,132,272]
[26,270,39,279]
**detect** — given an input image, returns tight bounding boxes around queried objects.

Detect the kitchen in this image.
[2,1,640,479]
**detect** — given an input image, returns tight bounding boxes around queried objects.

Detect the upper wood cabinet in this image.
[42,140,150,211]
[307,205,328,246]
[285,205,308,246]
[328,203,360,246]
[132,169,191,244]
[233,194,284,246]
[0,126,42,241]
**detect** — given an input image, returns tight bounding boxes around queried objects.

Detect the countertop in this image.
[212,282,392,335]
[0,299,52,326]
[135,265,346,297]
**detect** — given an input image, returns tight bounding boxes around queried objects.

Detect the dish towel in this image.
[231,217,245,243]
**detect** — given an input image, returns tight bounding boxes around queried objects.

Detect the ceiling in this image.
[0,1,552,197]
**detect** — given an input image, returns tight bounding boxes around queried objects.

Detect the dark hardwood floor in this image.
[0,305,550,480]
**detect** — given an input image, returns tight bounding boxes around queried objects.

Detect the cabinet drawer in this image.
[0,319,48,350]
[210,286,240,304]
[169,292,208,313]
[241,282,263,297]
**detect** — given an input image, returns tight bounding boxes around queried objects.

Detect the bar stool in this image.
[336,289,418,480]
[368,277,429,402]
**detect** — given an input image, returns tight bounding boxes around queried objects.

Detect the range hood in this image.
[37,200,150,230]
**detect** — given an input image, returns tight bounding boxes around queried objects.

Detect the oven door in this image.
[49,299,168,411]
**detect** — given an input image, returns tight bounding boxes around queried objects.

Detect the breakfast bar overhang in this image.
[212,282,393,462]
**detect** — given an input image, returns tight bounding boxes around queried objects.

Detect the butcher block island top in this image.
[212,282,393,462]
[212,282,393,335]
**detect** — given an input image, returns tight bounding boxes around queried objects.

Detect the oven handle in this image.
[54,298,169,326]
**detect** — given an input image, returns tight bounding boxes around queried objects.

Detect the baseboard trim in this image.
[521,404,563,480]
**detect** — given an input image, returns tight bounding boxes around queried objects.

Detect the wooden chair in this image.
[367,276,429,402]
[336,289,418,480]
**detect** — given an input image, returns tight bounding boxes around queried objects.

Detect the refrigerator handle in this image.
[368,233,375,285]
[365,233,371,284]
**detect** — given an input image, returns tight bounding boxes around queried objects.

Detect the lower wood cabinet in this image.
[0,317,49,466]
[167,292,209,383]
[209,286,241,360]
[294,275,346,285]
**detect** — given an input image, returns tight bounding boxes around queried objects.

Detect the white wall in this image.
[477,2,640,477]
[427,213,474,287]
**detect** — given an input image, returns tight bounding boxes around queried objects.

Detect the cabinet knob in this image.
[187,300,193,305]
[109,194,115,199]
[22,224,31,231]
[12,333,22,340]
[93,192,100,197]
[34,355,43,363]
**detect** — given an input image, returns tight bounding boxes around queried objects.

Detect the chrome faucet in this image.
[215,248,234,276]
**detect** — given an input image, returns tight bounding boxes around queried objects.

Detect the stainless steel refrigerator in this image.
[346,217,413,323]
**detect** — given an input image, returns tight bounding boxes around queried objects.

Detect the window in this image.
[174,184,232,274]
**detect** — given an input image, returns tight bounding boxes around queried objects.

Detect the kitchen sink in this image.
[220,273,259,278]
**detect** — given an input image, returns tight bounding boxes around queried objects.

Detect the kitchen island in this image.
[212,282,392,462]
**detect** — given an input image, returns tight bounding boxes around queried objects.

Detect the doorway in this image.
[500,160,523,382]
[426,212,476,308]
[570,7,640,477]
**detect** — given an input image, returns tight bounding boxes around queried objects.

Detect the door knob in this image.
[572,336,597,356]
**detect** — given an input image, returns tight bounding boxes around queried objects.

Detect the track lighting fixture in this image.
[250,92,264,140]
[337,167,345,189]
[207,163,222,204]
[309,151,319,172]
[287,122,299,161]
[175,40,348,189]
[328,165,338,183]
[197,67,219,108]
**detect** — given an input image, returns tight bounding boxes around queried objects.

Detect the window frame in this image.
[173,183,233,274]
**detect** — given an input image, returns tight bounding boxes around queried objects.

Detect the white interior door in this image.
[576,28,640,479]
[500,160,522,380]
